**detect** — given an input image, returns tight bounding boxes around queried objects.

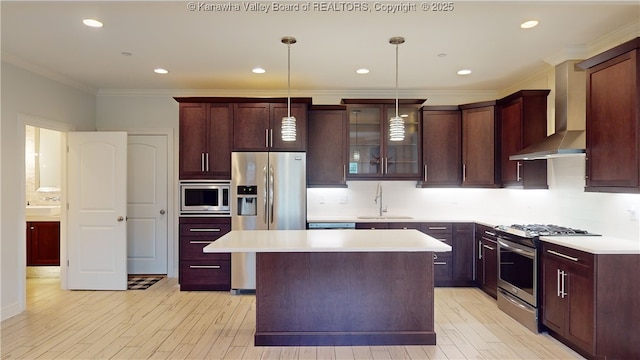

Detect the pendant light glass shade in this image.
[389,37,405,142]
[281,36,297,142]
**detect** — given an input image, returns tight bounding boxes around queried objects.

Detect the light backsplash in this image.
[308,156,640,241]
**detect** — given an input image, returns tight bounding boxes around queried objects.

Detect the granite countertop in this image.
[203,229,452,253]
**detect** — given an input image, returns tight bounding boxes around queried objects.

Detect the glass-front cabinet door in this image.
[345,99,423,179]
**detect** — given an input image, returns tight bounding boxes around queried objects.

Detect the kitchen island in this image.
[204,229,451,346]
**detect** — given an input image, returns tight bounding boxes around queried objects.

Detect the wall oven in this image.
[179,181,230,216]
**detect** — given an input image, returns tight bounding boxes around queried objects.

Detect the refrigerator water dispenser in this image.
[236,185,257,216]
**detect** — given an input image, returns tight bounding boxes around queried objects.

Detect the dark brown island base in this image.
[203,229,451,347]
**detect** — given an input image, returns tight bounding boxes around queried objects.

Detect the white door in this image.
[127,135,168,274]
[67,132,128,290]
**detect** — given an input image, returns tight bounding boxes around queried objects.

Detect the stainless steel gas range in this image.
[494,224,599,333]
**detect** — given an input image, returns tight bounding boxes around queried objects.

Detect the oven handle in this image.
[499,288,535,312]
[498,238,535,259]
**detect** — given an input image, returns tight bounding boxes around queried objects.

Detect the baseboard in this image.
[1,301,23,322]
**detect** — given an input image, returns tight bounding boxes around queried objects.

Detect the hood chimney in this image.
[510,60,586,160]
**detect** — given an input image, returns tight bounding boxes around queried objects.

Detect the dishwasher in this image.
[307,222,356,230]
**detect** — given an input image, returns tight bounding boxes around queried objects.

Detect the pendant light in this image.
[281,36,297,142]
[389,36,405,142]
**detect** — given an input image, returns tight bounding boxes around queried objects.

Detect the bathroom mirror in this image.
[35,127,62,192]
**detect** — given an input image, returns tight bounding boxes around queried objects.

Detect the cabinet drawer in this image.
[180,260,231,291]
[421,222,453,234]
[179,222,231,240]
[433,253,452,281]
[180,239,230,261]
[388,222,420,230]
[427,233,452,246]
[542,243,594,271]
[355,222,390,230]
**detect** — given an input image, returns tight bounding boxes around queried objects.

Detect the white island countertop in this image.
[203,229,452,253]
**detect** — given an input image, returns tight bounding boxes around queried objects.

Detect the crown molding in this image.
[543,20,640,66]
[1,51,97,95]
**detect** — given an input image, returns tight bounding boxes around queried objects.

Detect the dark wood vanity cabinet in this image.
[498,90,550,189]
[460,102,500,188]
[177,102,233,180]
[26,221,60,266]
[233,101,309,152]
[420,106,462,187]
[578,38,640,193]
[179,217,231,291]
[307,105,347,187]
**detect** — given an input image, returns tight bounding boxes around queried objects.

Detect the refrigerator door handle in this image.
[263,165,268,224]
[269,164,275,224]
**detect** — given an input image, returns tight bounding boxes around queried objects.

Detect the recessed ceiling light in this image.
[457,69,472,75]
[82,18,103,28]
[437,53,447,58]
[121,52,132,56]
[154,68,169,74]
[252,67,266,74]
[520,20,539,29]
[356,68,370,74]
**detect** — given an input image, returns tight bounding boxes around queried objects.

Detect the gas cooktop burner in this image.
[500,224,598,238]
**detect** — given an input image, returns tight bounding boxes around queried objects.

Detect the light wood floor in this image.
[1,277,584,360]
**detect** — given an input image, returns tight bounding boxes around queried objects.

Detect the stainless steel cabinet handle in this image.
[265,129,269,148]
[556,269,562,297]
[516,161,522,182]
[484,231,496,237]
[463,164,466,182]
[478,240,482,260]
[429,226,447,230]
[201,153,205,172]
[269,164,275,224]
[189,228,221,232]
[189,265,221,269]
[270,129,273,148]
[482,244,495,251]
[547,250,579,262]
[189,241,214,244]
[205,153,209,172]
[435,262,448,265]
[343,165,346,182]
[424,165,428,182]
[560,270,567,298]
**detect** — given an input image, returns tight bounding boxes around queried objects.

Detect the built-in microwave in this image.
[179,181,231,216]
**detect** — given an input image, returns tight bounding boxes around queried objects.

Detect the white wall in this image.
[1,61,96,320]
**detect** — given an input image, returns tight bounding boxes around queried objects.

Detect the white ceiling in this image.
[2,1,639,93]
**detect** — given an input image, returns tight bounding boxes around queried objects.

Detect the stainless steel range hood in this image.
[510,60,586,160]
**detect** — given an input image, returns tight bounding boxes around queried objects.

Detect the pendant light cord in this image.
[287,43,291,118]
[395,42,399,118]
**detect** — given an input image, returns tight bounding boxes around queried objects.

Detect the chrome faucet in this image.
[374,182,386,216]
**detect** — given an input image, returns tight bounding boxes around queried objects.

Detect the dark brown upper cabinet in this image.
[176,101,233,180]
[498,90,550,189]
[233,100,309,152]
[460,101,500,188]
[307,105,348,187]
[578,37,640,193]
[420,106,462,187]
[343,99,424,180]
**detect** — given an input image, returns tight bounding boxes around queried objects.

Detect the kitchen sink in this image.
[26,205,61,217]
[357,215,414,220]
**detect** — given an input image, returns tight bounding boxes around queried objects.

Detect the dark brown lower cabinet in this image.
[26,221,60,266]
[541,242,640,359]
[179,217,231,291]
[422,222,475,287]
[475,224,497,298]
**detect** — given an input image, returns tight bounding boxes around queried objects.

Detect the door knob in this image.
[117,216,124,222]
[159,209,166,215]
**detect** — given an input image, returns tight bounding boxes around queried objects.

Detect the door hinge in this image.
[67,259,69,267]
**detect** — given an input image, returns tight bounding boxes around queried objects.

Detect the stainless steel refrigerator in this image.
[230,152,306,293]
